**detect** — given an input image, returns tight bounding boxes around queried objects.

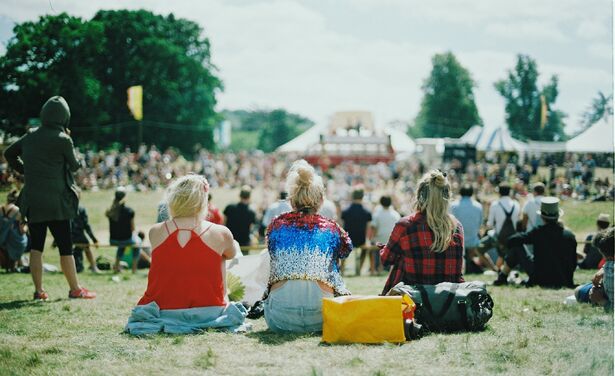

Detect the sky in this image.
[0,0,612,135]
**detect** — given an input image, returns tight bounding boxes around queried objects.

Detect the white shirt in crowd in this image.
[522,194,544,231]
[319,199,338,221]
[487,196,520,234]
[371,205,401,244]
[262,200,292,227]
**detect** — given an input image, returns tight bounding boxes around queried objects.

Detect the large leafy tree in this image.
[494,54,567,141]
[0,14,105,136]
[414,51,482,138]
[0,10,222,152]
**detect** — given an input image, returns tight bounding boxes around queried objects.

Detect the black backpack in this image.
[387,281,494,332]
[496,202,516,248]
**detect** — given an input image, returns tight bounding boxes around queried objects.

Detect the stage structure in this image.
[277,111,415,167]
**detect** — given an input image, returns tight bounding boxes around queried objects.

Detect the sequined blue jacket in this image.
[266,212,352,295]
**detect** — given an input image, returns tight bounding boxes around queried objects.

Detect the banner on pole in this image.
[127,85,143,121]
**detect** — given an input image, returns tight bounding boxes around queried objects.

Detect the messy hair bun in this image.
[285,160,325,213]
[430,170,447,188]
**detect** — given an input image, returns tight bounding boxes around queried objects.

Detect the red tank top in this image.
[137,222,225,310]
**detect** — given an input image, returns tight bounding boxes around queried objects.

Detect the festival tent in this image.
[459,125,527,152]
[276,124,416,154]
[565,120,614,153]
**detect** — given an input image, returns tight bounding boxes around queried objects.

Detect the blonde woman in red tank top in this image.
[138,174,236,310]
[126,174,248,335]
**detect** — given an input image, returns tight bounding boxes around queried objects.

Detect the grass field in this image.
[0,190,613,375]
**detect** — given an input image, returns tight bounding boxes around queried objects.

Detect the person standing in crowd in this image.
[579,213,610,269]
[106,187,138,273]
[482,182,520,267]
[262,191,292,229]
[265,160,352,333]
[380,170,464,295]
[0,189,28,271]
[494,197,577,287]
[341,188,372,275]
[71,205,100,273]
[451,184,496,273]
[575,227,614,311]
[126,175,246,334]
[521,182,545,232]
[206,192,223,225]
[318,197,338,222]
[224,186,257,251]
[4,96,95,299]
[369,195,400,275]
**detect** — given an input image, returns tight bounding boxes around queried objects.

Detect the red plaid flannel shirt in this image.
[380,212,464,295]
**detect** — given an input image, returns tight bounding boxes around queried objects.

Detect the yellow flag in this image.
[127,85,143,121]
[540,95,547,129]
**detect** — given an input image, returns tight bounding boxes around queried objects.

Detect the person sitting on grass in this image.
[125,174,246,335]
[70,205,100,273]
[106,187,138,273]
[379,169,464,295]
[265,160,352,333]
[494,197,577,288]
[574,227,614,311]
[578,213,610,270]
[0,189,28,272]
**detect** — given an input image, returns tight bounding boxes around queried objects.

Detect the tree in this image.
[254,109,313,152]
[0,14,105,136]
[580,91,613,130]
[414,51,482,138]
[0,10,222,153]
[494,54,567,141]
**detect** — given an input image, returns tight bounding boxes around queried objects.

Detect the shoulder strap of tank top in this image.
[163,220,171,235]
[198,222,214,237]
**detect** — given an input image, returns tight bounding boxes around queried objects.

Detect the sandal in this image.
[68,287,97,299]
[33,291,49,301]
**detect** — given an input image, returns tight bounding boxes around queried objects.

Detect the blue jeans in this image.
[264,280,333,333]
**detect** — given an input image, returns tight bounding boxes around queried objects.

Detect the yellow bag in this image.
[322,295,414,344]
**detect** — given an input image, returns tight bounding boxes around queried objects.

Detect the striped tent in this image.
[459,126,527,152]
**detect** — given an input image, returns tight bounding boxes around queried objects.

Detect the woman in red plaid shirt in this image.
[380,169,464,294]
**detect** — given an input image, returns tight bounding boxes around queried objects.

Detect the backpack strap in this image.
[498,202,514,217]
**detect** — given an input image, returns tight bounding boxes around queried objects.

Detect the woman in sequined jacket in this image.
[264,160,353,333]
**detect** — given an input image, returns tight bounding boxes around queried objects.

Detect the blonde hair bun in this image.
[297,166,313,187]
[432,171,446,188]
[285,160,325,211]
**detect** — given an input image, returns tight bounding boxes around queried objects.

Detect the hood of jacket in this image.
[40,96,70,130]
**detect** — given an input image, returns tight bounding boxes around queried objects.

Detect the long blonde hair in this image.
[285,160,324,213]
[414,170,455,252]
[165,174,210,218]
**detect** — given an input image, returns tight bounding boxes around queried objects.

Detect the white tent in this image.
[566,120,614,153]
[459,126,527,152]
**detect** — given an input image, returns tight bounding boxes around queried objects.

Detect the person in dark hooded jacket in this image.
[4,96,96,300]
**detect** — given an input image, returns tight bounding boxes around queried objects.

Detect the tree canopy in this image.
[0,10,222,152]
[414,51,482,138]
[223,109,313,152]
[494,54,566,141]
[580,91,613,132]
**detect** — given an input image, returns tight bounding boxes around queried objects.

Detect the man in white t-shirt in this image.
[481,182,520,267]
[521,182,545,232]
[370,195,400,275]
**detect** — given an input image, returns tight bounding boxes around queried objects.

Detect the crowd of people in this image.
[1,96,613,336]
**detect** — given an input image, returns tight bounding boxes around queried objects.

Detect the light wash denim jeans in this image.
[264,280,333,333]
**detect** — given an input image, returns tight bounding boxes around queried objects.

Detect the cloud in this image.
[485,21,569,43]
